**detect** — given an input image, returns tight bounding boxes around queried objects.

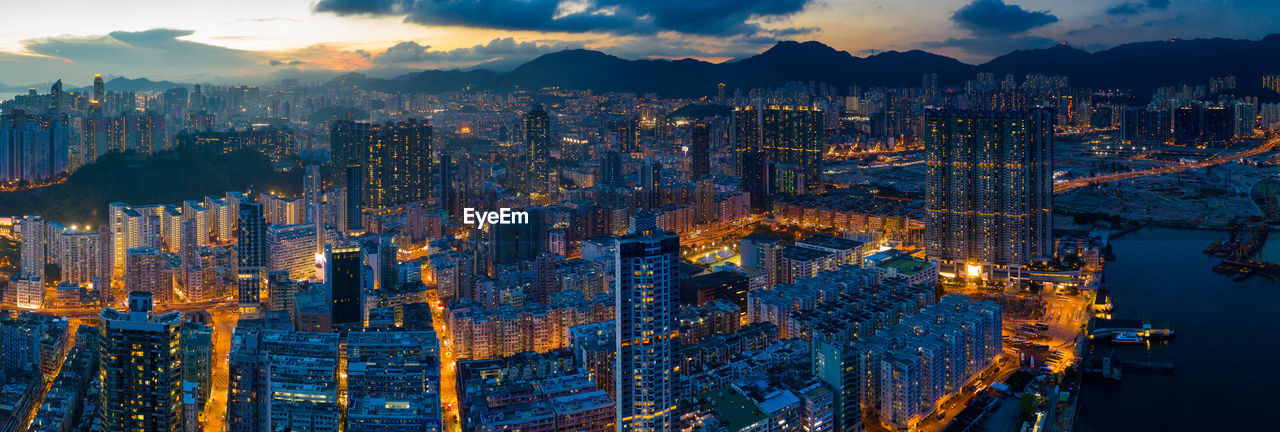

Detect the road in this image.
[1054,135,1280,194]
[424,289,461,432]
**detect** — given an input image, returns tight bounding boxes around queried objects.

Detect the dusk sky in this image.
[1,0,1277,87]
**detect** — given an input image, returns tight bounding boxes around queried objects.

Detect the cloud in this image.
[369,37,585,70]
[269,59,307,66]
[315,0,815,36]
[950,0,1058,36]
[1107,0,1171,16]
[920,35,1058,57]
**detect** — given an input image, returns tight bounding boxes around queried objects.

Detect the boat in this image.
[1112,332,1142,344]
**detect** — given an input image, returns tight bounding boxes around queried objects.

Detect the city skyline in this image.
[2,3,1280,432]
[2,0,1280,87]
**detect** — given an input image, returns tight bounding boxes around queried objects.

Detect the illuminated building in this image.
[345,331,442,432]
[97,292,185,432]
[91,74,104,114]
[125,247,172,302]
[6,274,43,308]
[733,105,825,210]
[525,105,552,195]
[330,119,433,209]
[262,194,306,226]
[923,109,1052,279]
[227,329,340,432]
[304,164,322,224]
[740,233,784,286]
[18,214,44,277]
[1,111,70,182]
[615,229,679,431]
[266,223,318,280]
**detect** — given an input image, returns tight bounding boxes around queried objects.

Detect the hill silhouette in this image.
[0,146,302,226]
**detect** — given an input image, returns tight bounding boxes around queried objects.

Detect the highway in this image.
[1054,135,1280,194]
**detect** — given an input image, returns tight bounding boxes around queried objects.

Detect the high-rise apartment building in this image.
[97,292,185,432]
[615,229,680,431]
[733,105,824,210]
[923,109,1052,279]
[330,119,433,209]
[525,105,551,195]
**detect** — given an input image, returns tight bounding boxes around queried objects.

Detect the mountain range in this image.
[17,34,1280,99]
[326,34,1280,99]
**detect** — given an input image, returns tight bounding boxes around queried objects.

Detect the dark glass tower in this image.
[325,243,362,328]
[237,200,266,313]
[690,121,710,180]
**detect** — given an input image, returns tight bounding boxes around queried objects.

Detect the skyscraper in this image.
[98,291,184,432]
[18,214,44,277]
[525,105,551,195]
[690,121,710,180]
[304,164,322,224]
[733,105,824,210]
[924,109,1053,279]
[615,229,680,431]
[324,243,362,329]
[91,74,105,115]
[330,119,433,209]
[237,200,266,314]
[345,163,364,232]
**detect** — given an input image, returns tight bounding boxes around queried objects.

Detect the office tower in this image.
[525,105,551,195]
[125,247,171,302]
[690,121,710,180]
[304,164,322,223]
[330,119,433,209]
[49,79,63,114]
[228,329,340,432]
[733,105,824,210]
[924,109,1052,278]
[324,243,362,329]
[91,74,104,114]
[98,292,184,432]
[237,200,266,313]
[266,223,318,280]
[694,178,716,225]
[18,214,44,277]
[615,229,680,431]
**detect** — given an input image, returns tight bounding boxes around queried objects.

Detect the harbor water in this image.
[1076,228,1280,431]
